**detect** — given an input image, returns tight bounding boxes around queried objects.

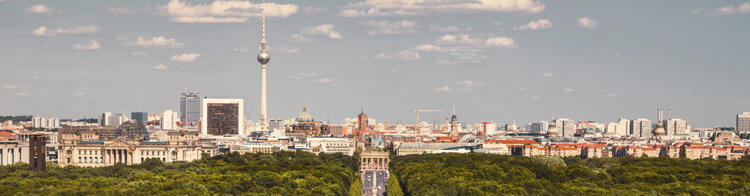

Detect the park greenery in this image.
[390,153,750,196]
[0,151,360,195]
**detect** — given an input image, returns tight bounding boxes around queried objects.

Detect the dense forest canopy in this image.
[390,154,750,196]
[0,115,31,123]
[0,151,360,195]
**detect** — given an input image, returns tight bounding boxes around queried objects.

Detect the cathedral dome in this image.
[295,105,313,122]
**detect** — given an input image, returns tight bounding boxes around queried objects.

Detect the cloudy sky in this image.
[1,0,749,127]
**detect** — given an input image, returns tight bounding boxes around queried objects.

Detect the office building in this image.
[552,118,576,138]
[180,92,202,129]
[631,118,652,138]
[201,98,244,136]
[161,110,178,130]
[530,121,549,134]
[738,112,750,133]
[32,116,59,129]
[131,112,148,125]
[666,119,688,135]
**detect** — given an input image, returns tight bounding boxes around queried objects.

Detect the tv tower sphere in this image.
[257,43,270,65]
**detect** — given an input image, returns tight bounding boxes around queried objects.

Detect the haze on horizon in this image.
[1,0,749,128]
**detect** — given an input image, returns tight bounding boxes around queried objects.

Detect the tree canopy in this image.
[0,151,360,196]
[390,154,750,196]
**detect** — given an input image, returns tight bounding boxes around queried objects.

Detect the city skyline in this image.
[2,0,750,127]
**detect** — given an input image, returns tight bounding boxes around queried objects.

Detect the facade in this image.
[180,92,202,130]
[530,121,549,134]
[58,127,201,167]
[32,116,59,129]
[552,118,575,138]
[161,110,178,130]
[231,142,282,154]
[101,113,128,127]
[201,98,244,136]
[307,137,355,156]
[666,119,689,136]
[631,118,652,138]
[29,134,46,171]
[131,112,148,125]
[738,112,750,138]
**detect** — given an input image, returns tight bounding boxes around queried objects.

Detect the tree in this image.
[387,173,404,196]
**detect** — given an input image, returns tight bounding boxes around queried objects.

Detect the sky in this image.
[1,0,749,128]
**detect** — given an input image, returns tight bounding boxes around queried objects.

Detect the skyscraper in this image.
[201,98,244,136]
[738,112,750,138]
[161,110,178,130]
[131,112,148,125]
[100,112,111,126]
[256,0,271,131]
[631,118,652,138]
[552,118,575,138]
[180,92,201,129]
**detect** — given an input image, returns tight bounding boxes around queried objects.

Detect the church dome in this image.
[295,105,313,122]
[116,120,149,141]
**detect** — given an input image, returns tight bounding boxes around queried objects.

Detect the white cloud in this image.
[71,40,101,50]
[375,50,421,60]
[277,47,300,54]
[303,6,327,14]
[3,84,20,89]
[513,19,552,30]
[540,72,552,77]
[170,53,201,62]
[434,85,452,92]
[485,36,516,48]
[25,4,53,14]
[414,44,449,52]
[15,92,28,96]
[717,2,750,14]
[286,34,313,43]
[163,0,298,23]
[564,88,574,92]
[435,80,483,92]
[302,24,342,39]
[32,25,100,36]
[315,78,334,83]
[288,72,319,79]
[72,92,85,96]
[578,17,598,28]
[131,51,148,57]
[428,25,463,32]
[361,20,418,36]
[152,64,168,70]
[339,0,545,17]
[530,95,540,100]
[134,36,184,48]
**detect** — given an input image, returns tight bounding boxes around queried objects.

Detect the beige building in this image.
[58,125,202,167]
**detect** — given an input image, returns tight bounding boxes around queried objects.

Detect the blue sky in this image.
[1,0,749,127]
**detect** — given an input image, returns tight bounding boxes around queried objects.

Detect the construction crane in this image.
[412,109,442,128]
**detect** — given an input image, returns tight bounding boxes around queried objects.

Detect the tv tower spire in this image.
[257,0,270,130]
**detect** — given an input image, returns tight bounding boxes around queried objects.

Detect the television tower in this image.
[257,0,270,130]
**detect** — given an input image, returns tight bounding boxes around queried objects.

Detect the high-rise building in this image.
[180,92,202,130]
[101,113,127,127]
[100,112,111,126]
[666,119,688,135]
[631,118,652,138]
[552,118,575,138]
[530,121,549,134]
[32,116,59,129]
[161,110,178,130]
[130,112,148,125]
[201,98,244,136]
[737,112,750,133]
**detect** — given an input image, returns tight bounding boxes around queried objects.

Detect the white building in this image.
[201,98,244,136]
[101,112,128,127]
[552,118,576,138]
[666,119,689,136]
[161,110,178,130]
[32,116,60,129]
[631,118,652,138]
[307,137,356,156]
[530,121,549,134]
[737,112,750,136]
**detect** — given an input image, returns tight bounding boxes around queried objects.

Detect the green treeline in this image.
[390,153,750,196]
[0,151,360,196]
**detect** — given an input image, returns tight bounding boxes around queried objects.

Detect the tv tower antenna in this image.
[257,0,271,130]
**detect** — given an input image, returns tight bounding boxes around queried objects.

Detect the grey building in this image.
[130,112,148,125]
[180,92,202,130]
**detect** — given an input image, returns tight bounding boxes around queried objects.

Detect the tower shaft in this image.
[260,64,268,128]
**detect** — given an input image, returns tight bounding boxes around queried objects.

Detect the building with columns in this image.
[57,125,202,167]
